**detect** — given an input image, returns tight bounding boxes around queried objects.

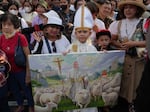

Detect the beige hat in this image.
[118,0,146,11]
[38,0,48,10]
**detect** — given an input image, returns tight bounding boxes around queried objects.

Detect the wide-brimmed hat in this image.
[42,10,64,31]
[46,17,64,30]
[118,0,146,11]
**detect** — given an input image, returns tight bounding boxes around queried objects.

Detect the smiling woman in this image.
[108,0,146,110]
[31,10,70,54]
[96,0,113,29]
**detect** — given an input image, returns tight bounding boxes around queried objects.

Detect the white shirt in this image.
[109,18,146,40]
[20,18,29,28]
[67,40,97,53]
[32,35,70,54]
[21,11,37,23]
[90,18,106,43]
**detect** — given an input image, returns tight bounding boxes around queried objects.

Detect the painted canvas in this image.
[29,51,125,112]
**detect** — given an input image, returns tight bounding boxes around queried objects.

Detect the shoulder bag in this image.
[14,36,26,67]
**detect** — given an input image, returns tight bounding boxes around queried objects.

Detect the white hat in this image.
[43,10,64,30]
[43,10,59,18]
[74,5,94,31]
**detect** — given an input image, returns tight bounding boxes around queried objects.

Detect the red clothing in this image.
[0,32,28,73]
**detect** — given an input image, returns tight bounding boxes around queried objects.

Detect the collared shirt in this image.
[32,35,70,54]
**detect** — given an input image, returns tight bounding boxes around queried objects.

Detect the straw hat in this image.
[118,0,146,11]
[38,0,48,10]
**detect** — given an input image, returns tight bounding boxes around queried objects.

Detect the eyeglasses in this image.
[51,41,57,53]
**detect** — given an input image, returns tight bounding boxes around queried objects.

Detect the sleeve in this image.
[95,18,106,29]
[62,35,71,47]
[19,33,28,47]
[21,18,29,28]
[108,21,119,35]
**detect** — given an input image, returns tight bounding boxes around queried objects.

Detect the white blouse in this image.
[108,18,145,40]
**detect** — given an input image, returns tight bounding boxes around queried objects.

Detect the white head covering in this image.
[43,10,59,18]
[42,10,64,30]
[74,5,94,30]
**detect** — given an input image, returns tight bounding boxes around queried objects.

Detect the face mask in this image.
[61,5,67,11]
[9,10,18,15]
[146,4,150,11]
[24,7,31,13]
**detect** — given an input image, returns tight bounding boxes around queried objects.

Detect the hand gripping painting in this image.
[29,51,125,112]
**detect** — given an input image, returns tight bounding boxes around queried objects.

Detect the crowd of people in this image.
[0,0,150,112]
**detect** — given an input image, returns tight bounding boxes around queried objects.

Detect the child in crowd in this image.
[66,5,98,112]
[95,29,113,51]
[67,6,97,53]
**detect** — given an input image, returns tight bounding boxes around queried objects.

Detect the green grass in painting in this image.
[31,80,42,87]
[52,97,105,112]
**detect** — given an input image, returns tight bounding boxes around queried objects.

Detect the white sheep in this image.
[39,92,61,106]
[34,87,55,104]
[105,86,120,93]
[75,89,91,108]
[91,83,102,101]
[34,102,57,112]
[34,90,43,104]
[103,73,121,91]
[102,92,118,106]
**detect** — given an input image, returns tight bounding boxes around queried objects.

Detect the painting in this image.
[29,51,125,112]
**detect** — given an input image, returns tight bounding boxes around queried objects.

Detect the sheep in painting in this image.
[34,102,57,112]
[39,92,61,106]
[75,89,91,108]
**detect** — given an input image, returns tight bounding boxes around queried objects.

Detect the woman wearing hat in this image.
[31,11,70,54]
[109,0,146,110]
[32,0,48,26]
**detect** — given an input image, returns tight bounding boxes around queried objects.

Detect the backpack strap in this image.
[117,20,122,41]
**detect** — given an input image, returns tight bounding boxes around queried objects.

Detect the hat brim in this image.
[118,1,146,11]
[96,31,111,39]
[43,24,64,31]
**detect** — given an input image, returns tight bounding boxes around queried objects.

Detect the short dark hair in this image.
[96,0,111,5]
[8,1,19,10]
[74,0,83,10]
[86,1,99,15]
[96,29,111,39]
[0,13,20,29]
